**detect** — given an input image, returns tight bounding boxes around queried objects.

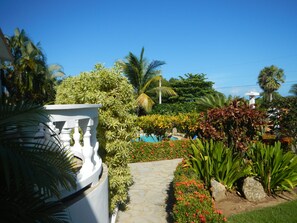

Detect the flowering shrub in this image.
[129,140,192,163]
[173,161,227,223]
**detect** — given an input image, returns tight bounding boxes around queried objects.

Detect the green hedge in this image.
[150,102,200,115]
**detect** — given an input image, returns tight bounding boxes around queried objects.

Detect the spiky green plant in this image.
[247,141,297,195]
[0,101,76,222]
[189,139,251,190]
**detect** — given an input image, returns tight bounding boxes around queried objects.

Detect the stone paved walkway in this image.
[116,158,183,223]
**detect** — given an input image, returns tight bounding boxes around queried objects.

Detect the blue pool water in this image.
[136,134,178,143]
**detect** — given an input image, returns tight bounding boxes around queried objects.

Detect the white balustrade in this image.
[44,104,102,192]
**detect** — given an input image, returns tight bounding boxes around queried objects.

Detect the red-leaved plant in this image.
[196,99,267,152]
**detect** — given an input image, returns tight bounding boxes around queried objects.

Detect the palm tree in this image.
[0,100,76,222]
[258,65,285,102]
[289,83,297,96]
[120,47,176,113]
[2,28,61,104]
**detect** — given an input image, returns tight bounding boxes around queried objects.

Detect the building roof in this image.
[0,28,13,61]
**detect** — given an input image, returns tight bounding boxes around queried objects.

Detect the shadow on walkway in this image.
[166,181,175,223]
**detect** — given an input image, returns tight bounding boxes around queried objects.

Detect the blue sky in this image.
[1,0,297,97]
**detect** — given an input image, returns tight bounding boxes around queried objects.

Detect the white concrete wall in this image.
[66,164,109,223]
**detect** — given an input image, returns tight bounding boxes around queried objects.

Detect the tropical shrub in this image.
[137,114,177,139]
[130,140,192,162]
[173,161,227,223]
[247,142,297,195]
[197,99,267,151]
[137,112,201,139]
[265,96,297,148]
[188,139,251,189]
[55,63,138,211]
[0,101,76,222]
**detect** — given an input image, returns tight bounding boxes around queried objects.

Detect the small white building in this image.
[245,91,260,109]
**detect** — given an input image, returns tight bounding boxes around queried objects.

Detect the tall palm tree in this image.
[289,83,297,96]
[0,100,76,222]
[121,47,176,113]
[2,28,61,104]
[258,65,285,102]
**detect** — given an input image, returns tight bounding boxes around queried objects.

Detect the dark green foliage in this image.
[165,73,217,103]
[0,101,76,222]
[289,83,297,96]
[1,28,63,104]
[265,96,297,141]
[150,102,200,115]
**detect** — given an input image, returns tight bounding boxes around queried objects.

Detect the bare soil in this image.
[215,189,297,217]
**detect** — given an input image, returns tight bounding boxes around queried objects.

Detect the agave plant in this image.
[247,142,297,195]
[0,100,76,222]
[189,139,251,190]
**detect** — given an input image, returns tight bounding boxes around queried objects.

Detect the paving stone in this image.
[116,159,182,223]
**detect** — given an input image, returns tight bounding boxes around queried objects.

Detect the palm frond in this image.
[147,86,177,97]
[137,93,155,112]
[141,75,161,93]
[143,60,165,84]
[0,101,76,222]
[0,187,70,223]
[196,93,231,112]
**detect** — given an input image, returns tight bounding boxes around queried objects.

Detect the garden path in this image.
[116,158,182,223]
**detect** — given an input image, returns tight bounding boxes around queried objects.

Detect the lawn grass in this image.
[228,199,297,223]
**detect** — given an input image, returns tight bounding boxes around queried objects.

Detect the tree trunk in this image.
[269,92,273,102]
[159,78,162,104]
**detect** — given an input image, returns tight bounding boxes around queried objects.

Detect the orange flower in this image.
[215,209,223,215]
[199,214,206,223]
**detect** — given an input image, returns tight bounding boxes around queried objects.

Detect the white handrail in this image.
[44,104,102,194]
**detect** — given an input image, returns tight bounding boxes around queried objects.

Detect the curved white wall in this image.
[66,164,109,223]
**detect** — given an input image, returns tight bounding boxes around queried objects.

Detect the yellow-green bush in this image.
[137,113,201,138]
[55,63,138,211]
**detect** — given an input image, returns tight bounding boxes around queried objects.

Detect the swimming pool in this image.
[136,134,178,143]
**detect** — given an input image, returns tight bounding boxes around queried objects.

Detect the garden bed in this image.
[215,188,297,217]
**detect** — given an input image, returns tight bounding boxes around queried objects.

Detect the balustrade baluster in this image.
[72,120,82,155]
[60,123,72,153]
[80,119,94,175]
